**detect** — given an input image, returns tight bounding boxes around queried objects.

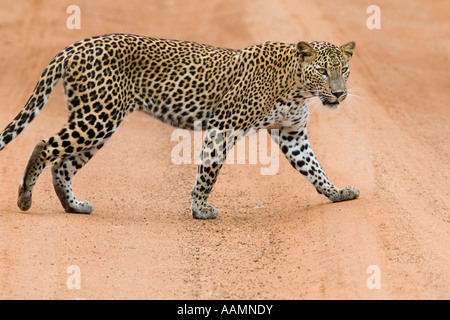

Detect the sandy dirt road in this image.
[0,0,448,299]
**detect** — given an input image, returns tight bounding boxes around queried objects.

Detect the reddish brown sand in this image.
[0,0,448,299]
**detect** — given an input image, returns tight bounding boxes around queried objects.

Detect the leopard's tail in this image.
[0,51,66,151]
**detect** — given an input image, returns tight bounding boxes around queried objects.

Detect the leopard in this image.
[0,34,359,219]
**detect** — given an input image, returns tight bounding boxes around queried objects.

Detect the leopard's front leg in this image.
[191,127,237,219]
[276,126,359,202]
[191,161,221,219]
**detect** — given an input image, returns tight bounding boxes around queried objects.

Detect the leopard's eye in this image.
[316,68,327,76]
[341,67,349,73]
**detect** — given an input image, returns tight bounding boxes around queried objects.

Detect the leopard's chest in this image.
[254,99,310,131]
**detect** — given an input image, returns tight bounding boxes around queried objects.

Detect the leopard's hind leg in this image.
[17,138,51,211]
[51,143,106,214]
[17,120,118,213]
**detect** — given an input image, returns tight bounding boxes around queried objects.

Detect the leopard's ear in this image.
[296,41,317,63]
[340,41,356,60]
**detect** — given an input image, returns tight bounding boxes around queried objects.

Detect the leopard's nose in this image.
[332,91,344,99]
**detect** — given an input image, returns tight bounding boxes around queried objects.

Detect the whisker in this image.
[308,97,322,115]
[347,88,364,99]
[341,93,364,117]
[346,93,362,101]
[347,87,363,93]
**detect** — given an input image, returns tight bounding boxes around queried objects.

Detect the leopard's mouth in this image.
[319,95,340,109]
[324,102,340,109]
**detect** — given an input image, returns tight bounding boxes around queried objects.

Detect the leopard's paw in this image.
[331,186,360,202]
[191,200,219,219]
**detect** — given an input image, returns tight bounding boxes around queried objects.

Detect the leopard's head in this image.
[296,41,356,108]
